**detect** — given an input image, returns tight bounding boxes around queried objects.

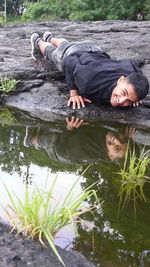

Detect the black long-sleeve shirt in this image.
[35,125,109,164]
[62,51,141,105]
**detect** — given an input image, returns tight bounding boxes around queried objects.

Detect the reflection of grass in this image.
[0,108,17,126]
[118,147,150,214]
[4,175,100,266]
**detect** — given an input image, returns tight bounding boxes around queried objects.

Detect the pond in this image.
[0,108,150,267]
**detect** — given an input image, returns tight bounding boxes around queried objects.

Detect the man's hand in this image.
[125,127,137,138]
[132,100,142,107]
[66,117,89,131]
[67,95,92,109]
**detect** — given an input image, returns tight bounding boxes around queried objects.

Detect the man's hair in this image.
[125,72,149,100]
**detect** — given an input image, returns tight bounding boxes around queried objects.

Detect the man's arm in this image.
[67,89,92,109]
[63,56,92,109]
[66,117,89,130]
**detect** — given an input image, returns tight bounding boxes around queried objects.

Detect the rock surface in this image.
[0,20,150,127]
[0,221,95,267]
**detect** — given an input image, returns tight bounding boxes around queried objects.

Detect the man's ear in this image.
[117,76,125,84]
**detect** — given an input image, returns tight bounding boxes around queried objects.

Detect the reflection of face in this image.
[110,76,138,107]
[106,132,128,161]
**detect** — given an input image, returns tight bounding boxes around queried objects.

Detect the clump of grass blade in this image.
[0,108,17,126]
[4,175,100,266]
[118,147,150,215]
[0,75,20,97]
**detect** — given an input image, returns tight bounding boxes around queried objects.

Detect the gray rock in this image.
[0,20,149,127]
[0,222,95,267]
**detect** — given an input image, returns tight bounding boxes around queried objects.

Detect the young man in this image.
[23,118,137,162]
[31,32,149,109]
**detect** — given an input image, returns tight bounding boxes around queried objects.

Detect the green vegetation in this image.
[0,0,150,23]
[4,175,100,266]
[0,108,17,126]
[0,75,20,98]
[0,11,4,23]
[118,147,150,214]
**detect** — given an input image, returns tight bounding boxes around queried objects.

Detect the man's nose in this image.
[119,96,128,104]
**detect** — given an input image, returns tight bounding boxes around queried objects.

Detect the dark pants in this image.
[44,40,103,72]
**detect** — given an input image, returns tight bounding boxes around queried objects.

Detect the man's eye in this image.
[114,145,121,152]
[123,90,126,96]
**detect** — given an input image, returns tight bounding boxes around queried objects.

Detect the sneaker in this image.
[23,126,42,149]
[23,126,33,147]
[43,31,53,43]
[23,126,39,147]
[31,33,44,60]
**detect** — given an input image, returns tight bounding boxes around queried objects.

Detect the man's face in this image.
[106,132,128,161]
[110,76,138,107]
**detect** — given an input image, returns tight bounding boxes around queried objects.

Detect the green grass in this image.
[0,108,17,126]
[4,174,100,266]
[118,147,150,214]
[0,75,20,98]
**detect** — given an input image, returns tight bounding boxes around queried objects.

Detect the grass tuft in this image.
[0,108,17,126]
[0,75,20,98]
[118,147,150,215]
[4,174,100,266]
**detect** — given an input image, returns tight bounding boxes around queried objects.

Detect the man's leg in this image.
[38,38,67,53]
[31,33,55,60]
[51,38,68,47]
[43,31,67,47]
[31,32,71,71]
[43,32,104,59]
[43,31,72,71]
[31,32,68,66]
[38,40,52,55]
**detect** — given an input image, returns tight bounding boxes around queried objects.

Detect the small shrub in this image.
[0,75,20,98]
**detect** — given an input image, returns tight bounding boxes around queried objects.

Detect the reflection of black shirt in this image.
[37,126,108,165]
[62,51,141,104]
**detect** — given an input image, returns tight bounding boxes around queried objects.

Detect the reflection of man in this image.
[106,128,138,160]
[23,119,135,164]
[66,118,136,161]
[106,132,128,161]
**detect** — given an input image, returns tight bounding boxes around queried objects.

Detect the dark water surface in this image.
[0,113,150,267]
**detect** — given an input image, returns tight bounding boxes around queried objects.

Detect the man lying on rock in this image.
[31,32,149,109]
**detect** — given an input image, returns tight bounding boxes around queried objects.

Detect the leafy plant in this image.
[4,174,100,266]
[0,75,20,97]
[0,108,17,126]
[118,146,150,214]
[0,12,4,23]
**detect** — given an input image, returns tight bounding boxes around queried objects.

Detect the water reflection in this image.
[0,118,150,267]
[73,163,150,267]
[22,117,138,164]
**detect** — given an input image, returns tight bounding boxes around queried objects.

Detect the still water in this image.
[0,113,150,267]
